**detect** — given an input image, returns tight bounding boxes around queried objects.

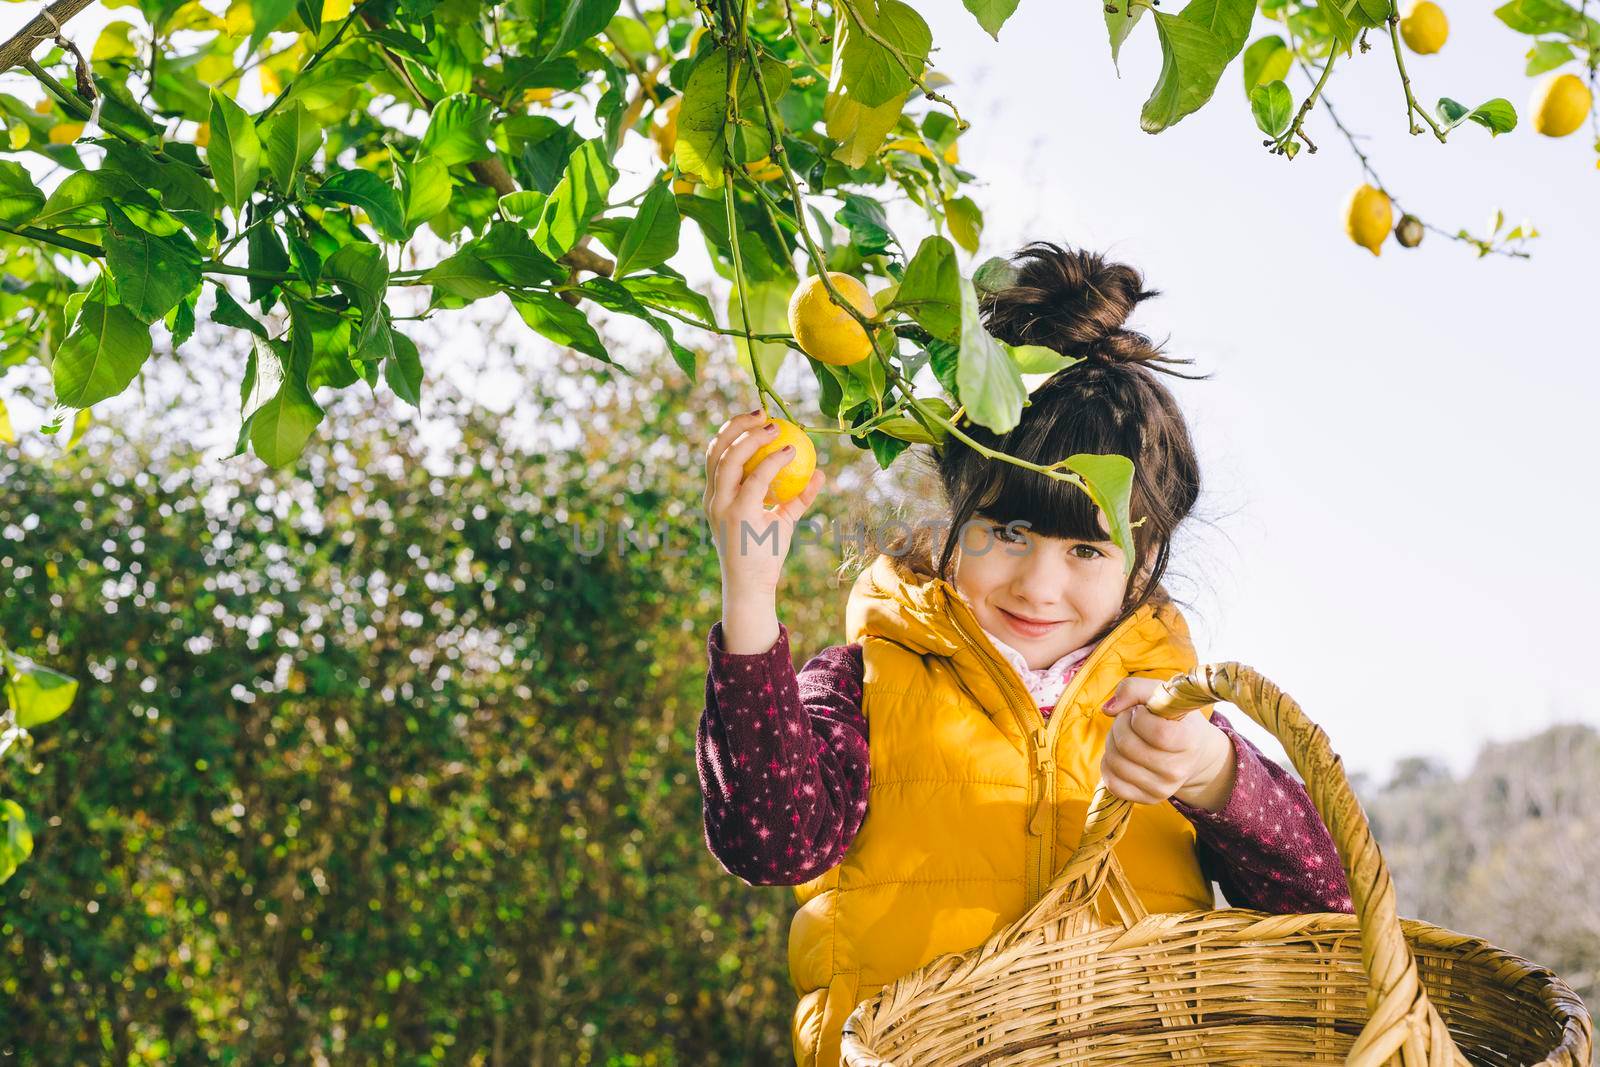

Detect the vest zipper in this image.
[945,593,1149,910]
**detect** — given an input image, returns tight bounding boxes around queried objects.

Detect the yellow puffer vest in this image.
[788,551,1217,1066]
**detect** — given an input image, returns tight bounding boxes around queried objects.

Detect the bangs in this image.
[968,454,1115,544]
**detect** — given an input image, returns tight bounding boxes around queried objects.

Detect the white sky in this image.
[4,2,1596,783]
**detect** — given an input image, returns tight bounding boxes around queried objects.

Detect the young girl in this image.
[696,242,1352,1067]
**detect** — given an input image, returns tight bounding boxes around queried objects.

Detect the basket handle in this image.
[1016,661,1467,1067]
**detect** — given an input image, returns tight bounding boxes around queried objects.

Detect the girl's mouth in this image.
[998,606,1066,638]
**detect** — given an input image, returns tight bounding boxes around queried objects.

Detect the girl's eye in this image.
[1072,544,1103,560]
[990,524,1026,545]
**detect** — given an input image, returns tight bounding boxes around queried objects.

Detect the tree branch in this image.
[0,0,97,73]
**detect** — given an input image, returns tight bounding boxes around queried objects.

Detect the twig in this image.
[1386,13,1447,141]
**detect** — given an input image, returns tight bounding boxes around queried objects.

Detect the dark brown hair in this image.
[875,241,1212,646]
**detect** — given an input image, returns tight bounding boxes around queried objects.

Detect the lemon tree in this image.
[0,0,1594,884]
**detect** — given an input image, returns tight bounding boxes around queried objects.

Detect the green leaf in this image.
[52,293,153,408]
[1495,0,1588,35]
[1061,453,1139,577]
[1242,35,1292,93]
[398,155,452,233]
[1250,80,1294,136]
[613,180,680,278]
[0,161,44,226]
[972,254,1020,299]
[420,250,504,301]
[1140,0,1257,133]
[675,47,791,188]
[249,0,297,54]
[838,193,898,256]
[1436,97,1518,136]
[1106,0,1148,72]
[247,222,291,307]
[473,221,566,285]
[250,373,324,468]
[1524,39,1576,75]
[577,277,698,378]
[964,0,1022,38]
[726,278,790,388]
[895,234,961,343]
[955,275,1026,433]
[497,190,546,221]
[944,195,982,254]
[4,657,78,729]
[510,290,619,368]
[262,101,321,189]
[533,139,616,259]
[206,90,261,215]
[621,272,717,326]
[322,243,389,354]
[824,89,908,168]
[839,0,933,109]
[545,0,623,60]
[314,169,407,241]
[211,285,270,339]
[1006,342,1079,374]
[420,93,496,168]
[385,328,423,408]
[104,203,202,322]
[0,800,31,886]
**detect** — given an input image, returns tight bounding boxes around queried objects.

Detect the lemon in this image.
[743,417,817,506]
[1399,1,1448,55]
[1531,72,1591,138]
[1344,184,1392,256]
[522,87,557,107]
[672,169,703,195]
[787,272,876,366]
[32,97,53,115]
[742,155,784,182]
[193,121,210,148]
[48,122,84,145]
[651,95,679,164]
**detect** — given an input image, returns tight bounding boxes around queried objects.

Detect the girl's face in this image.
[952,512,1150,670]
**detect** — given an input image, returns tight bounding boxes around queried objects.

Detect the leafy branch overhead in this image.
[0,0,1588,480]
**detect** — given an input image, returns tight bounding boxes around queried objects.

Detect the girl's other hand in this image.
[1099,676,1235,809]
[702,410,826,598]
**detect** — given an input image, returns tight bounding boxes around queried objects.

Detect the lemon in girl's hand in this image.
[1531,73,1591,138]
[742,418,817,506]
[1344,184,1392,256]
[787,272,876,367]
[1399,1,1448,54]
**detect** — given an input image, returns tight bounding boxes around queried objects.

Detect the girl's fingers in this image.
[778,469,826,524]
[733,443,799,511]
[1109,712,1184,780]
[1101,755,1168,804]
[711,421,782,516]
[705,411,770,505]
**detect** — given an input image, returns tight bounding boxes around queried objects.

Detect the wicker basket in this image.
[840,662,1593,1066]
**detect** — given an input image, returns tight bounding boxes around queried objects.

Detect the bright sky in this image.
[3,2,1595,783]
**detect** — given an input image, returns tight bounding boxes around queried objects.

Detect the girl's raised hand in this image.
[1099,676,1236,809]
[702,410,826,598]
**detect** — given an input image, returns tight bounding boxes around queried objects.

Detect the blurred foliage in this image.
[0,339,875,1064]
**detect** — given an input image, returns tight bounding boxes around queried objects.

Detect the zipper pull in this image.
[1028,727,1053,835]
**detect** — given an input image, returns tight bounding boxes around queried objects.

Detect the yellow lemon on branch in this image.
[1530,72,1591,138]
[1399,1,1448,54]
[787,272,876,366]
[742,418,817,506]
[1344,184,1392,256]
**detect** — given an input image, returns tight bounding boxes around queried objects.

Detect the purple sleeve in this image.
[1168,709,1355,915]
[695,620,869,887]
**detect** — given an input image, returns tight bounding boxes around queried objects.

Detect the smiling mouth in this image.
[999,607,1066,628]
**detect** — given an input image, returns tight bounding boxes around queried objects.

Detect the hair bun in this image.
[976,240,1163,364]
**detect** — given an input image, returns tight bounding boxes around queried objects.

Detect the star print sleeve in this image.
[1168,708,1355,915]
[695,620,869,888]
